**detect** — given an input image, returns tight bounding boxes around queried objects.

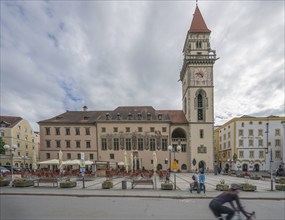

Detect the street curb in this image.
[1,192,284,200]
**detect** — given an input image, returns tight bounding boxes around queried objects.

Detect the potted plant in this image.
[0,177,10,187]
[161,180,173,190]
[102,180,113,189]
[275,184,285,191]
[216,179,229,191]
[12,178,34,187]
[60,179,77,188]
[240,181,257,191]
[275,177,285,184]
[249,174,261,180]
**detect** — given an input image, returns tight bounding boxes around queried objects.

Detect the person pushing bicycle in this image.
[209,183,254,220]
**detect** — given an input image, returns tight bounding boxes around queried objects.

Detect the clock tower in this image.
[180,5,218,170]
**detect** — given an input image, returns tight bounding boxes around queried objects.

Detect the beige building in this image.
[38,5,217,172]
[214,115,285,172]
[0,116,39,169]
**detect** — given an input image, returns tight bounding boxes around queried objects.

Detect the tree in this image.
[0,137,5,154]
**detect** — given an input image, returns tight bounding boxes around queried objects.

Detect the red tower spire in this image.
[189,6,211,33]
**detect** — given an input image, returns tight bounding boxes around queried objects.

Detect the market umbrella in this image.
[152,151,158,189]
[130,153,133,172]
[152,152,157,171]
[134,156,137,171]
[32,150,37,171]
[58,150,63,172]
[124,151,128,173]
[37,159,59,165]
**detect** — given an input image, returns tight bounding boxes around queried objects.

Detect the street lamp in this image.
[4,144,17,181]
[168,145,181,190]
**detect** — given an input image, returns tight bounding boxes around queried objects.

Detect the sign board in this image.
[80,152,85,160]
[80,159,86,168]
[171,161,179,170]
[80,167,86,173]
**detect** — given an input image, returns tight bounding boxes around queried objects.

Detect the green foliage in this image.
[0,137,5,154]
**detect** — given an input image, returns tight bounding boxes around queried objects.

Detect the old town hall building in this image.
[38,5,218,172]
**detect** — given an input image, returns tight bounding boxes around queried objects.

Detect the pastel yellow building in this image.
[0,116,39,169]
[214,115,285,172]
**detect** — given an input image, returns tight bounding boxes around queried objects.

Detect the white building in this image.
[215,115,285,172]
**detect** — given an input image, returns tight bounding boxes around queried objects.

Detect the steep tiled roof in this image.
[0,116,22,128]
[189,6,211,33]
[157,110,188,123]
[38,106,188,124]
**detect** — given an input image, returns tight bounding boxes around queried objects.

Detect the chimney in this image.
[83,106,88,111]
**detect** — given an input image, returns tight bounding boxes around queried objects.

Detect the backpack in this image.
[192,175,196,180]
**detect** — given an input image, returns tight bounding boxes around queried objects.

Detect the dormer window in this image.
[158,114,162,120]
[128,113,132,120]
[106,113,110,120]
[83,116,89,120]
[117,113,121,120]
[137,113,142,120]
[147,112,151,120]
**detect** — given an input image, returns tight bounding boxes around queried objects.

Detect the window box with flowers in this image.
[12,179,34,187]
[0,178,10,187]
[59,179,77,188]
[216,179,229,191]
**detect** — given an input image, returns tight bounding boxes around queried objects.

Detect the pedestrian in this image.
[199,169,206,194]
[209,184,252,220]
[190,170,200,193]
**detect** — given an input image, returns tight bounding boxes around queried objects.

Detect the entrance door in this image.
[254,164,260,171]
[242,164,248,172]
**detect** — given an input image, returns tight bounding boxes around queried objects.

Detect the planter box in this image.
[275,184,285,191]
[275,178,285,184]
[0,180,10,187]
[13,180,34,187]
[102,181,113,189]
[161,183,173,190]
[216,184,229,191]
[240,184,257,191]
[250,176,261,180]
[60,181,77,188]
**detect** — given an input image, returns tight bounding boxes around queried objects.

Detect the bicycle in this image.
[216,210,256,220]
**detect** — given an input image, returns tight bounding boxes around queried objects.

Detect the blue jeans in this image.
[190,181,200,193]
[200,183,206,193]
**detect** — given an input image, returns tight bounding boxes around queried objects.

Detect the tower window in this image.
[196,41,202,49]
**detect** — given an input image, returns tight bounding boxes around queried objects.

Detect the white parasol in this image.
[58,150,63,172]
[32,150,37,171]
[37,159,59,165]
[130,153,133,172]
[152,152,157,171]
[124,151,128,173]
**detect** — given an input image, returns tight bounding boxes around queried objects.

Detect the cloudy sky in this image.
[1,0,284,131]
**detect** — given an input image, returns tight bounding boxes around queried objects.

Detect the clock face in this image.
[190,67,211,86]
[194,68,207,80]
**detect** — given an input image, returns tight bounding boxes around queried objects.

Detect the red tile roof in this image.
[0,116,22,128]
[38,106,188,124]
[189,6,211,33]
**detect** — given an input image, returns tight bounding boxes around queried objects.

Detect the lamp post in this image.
[168,145,181,190]
[4,144,17,182]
